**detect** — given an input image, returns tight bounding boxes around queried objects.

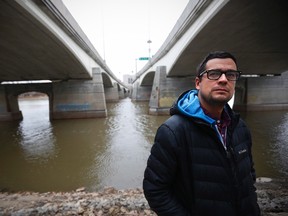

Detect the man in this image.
[143,51,260,216]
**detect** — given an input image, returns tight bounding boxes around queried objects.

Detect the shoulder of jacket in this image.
[165,114,188,126]
[161,114,194,134]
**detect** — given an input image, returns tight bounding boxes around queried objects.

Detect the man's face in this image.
[195,58,237,107]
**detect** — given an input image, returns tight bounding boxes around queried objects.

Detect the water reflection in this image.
[18,99,56,161]
[91,99,167,190]
[241,110,288,178]
[272,112,288,176]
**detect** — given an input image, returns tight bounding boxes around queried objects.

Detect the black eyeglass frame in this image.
[198,69,241,81]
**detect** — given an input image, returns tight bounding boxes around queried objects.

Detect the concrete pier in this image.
[0,68,108,121]
[104,83,120,102]
[131,81,152,102]
[52,68,107,119]
[234,71,288,111]
[0,85,22,121]
[148,66,194,115]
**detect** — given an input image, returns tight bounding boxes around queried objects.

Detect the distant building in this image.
[122,74,135,86]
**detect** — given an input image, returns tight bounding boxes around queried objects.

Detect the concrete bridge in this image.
[0,0,128,121]
[132,0,288,114]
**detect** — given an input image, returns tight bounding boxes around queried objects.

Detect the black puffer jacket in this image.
[143,90,260,216]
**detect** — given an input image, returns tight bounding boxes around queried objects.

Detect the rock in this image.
[257,177,273,183]
[76,187,86,192]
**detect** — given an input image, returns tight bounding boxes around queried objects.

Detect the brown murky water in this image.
[0,97,287,192]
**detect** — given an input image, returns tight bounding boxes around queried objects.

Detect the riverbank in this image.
[0,178,287,215]
[256,177,288,215]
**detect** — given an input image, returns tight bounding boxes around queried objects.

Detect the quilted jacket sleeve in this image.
[143,123,190,216]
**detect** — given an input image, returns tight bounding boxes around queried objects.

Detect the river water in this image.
[0,97,287,192]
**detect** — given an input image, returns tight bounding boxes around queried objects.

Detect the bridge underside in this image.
[0,0,91,82]
[169,0,288,77]
[0,1,130,121]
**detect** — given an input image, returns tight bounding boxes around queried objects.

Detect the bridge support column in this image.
[104,83,119,102]
[51,67,107,119]
[234,79,247,110]
[234,71,288,111]
[149,66,194,115]
[131,81,152,101]
[0,85,23,121]
[118,87,127,99]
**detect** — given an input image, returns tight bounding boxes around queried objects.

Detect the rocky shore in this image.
[0,178,287,216]
[256,177,288,216]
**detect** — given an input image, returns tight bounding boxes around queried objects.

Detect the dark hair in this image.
[197,51,238,76]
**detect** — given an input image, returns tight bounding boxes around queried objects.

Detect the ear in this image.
[195,77,201,90]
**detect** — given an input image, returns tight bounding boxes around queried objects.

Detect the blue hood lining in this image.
[177,90,215,125]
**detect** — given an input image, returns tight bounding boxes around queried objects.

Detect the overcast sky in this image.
[62,0,188,79]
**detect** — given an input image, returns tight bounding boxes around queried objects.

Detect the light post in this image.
[147,39,152,59]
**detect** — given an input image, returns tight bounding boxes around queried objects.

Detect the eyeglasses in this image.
[198,69,241,81]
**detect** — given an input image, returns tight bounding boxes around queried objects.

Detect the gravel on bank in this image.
[0,178,287,216]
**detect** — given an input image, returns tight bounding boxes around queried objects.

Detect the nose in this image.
[218,73,228,82]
